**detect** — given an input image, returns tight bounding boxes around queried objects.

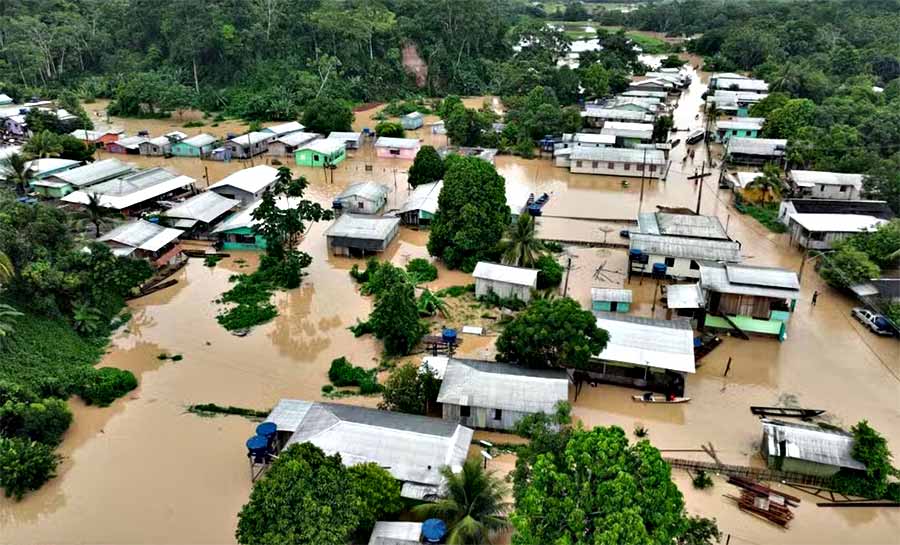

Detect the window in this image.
[637,163,644,171]
[649,164,657,172]
[624,163,630,171]
[665,257,675,267]
[235,234,256,244]
[592,161,599,169]
[493,409,502,421]
[575,160,582,168]
[608,162,614,169]
[689,260,700,270]
[390,148,400,155]
[357,202,364,209]
[460,406,471,418]
[839,185,849,192]
[810,231,826,241]
[313,154,320,161]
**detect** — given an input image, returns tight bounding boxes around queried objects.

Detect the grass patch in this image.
[435,284,475,298]
[735,202,787,233]
[627,32,670,54]
[216,274,277,331]
[187,403,270,419]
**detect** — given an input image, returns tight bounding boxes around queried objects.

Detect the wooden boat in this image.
[750,406,825,418]
[632,394,691,404]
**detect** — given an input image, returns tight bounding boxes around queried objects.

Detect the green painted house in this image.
[212,201,268,250]
[295,138,346,167]
[171,133,218,157]
[714,118,765,143]
[761,420,866,478]
[591,288,632,313]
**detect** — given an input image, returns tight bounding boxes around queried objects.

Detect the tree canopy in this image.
[407,146,445,188]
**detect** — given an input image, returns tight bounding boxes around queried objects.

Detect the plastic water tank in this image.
[442,328,457,345]
[246,435,269,464]
[652,262,667,278]
[256,422,277,448]
[629,249,643,260]
[421,519,447,543]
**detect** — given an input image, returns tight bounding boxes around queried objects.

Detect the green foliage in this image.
[735,202,787,233]
[108,70,191,118]
[417,288,449,318]
[819,245,880,289]
[23,130,63,158]
[535,254,564,289]
[763,98,817,140]
[499,213,545,268]
[435,284,475,298]
[76,367,138,407]
[0,397,72,446]
[382,100,430,117]
[406,258,438,282]
[692,470,714,490]
[0,437,59,500]
[369,281,426,356]
[634,424,649,438]
[183,120,205,128]
[428,157,509,271]
[216,274,278,331]
[378,362,440,415]
[831,421,900,501]
[496,297,608,369]
[661,55,687,69]
[58,135,96,162]
[679,516,722,545]
[842,219,900,268]
[0,303,24,346]
[236,442,400,545]
[301,97,354,134]
[374,121,404,137]
[204,255,223,267]
[327,357,380,394]
[187,403,270,419]
[504,87,580,142]
[407,146,445,188]
[444,103,495,147]
[348,320,374,337]
[361,261,407,298]
[512,401,572,502]
[478,290,527,311]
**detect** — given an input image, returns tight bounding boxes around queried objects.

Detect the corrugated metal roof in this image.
[699,262,800,299]
[274,131,320,147]
[180,133,217,148]
[591,288,633,303]
[228,131,274,146]
[162,191,240,223]
[98,219,182,252]
[113,136,148,149]
[716,118,765,131]
[641,212,730,240]
[368,522,422,545]
[728,171,763,189]
[787,199,894,219]
[209,165,279,195]
[436,359,568,413]
[325,214,400,241]
[622,90,668,99]
[713,90,767,102]
[399,181,443,215]
[301,138,346,155]
[267,401,473,498]
[472,262,538,287]
[600,121,655,140]
[375,137,420,149]
[563,132,617,145]
[570,146,665,164]
[49,159,134,188]
[789,214,885,233]
[713,76,768,92]
[727,138,787,157]
[788,170,864,189]
[629,233,742,262]
[262,121,304,136]
[211,196,304,233]
[62,168,196,209]
[593,313,696,373]
[665,283,705,309]
[402,112,424,120]
[727,264,800,290]
[762,419,865,470]
[328,131,362,143]
[24,158,79,176]
[582,108,654,123]
[337,181,389,203]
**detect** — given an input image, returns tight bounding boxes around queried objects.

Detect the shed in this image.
[265,400,473,500]
[375,137,421,159]
[328,131,363,149]
[761,419,865,478]
[368,521,422,545]
[591,288,633,313]
[98,219,184,267]
[62,167,196,212]
[106,136,147,155]
[266,132,320,157]
[171,133,218,157]
[295,138,346,167]
[334,181,389,215]
[34,158,134,198]
[261,121,305,137]
[472,262,539,303]
[437,359,569,431]
[325,214,400,256]
[788,213,885,250]
[787,170,864,200]
[401,112,424,130]
[225,131,274,159]
[161,191,240,231]
[398,180,442,226]
[208,165,280,204]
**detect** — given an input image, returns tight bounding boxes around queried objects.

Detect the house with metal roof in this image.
[582,107,655,127]
[761,419,866,478]
[139,132,187,156]
[787,213,886,250]
[62,167,196,212]
[628,78,676,94]
[787,170,865,200]
[707,90,769,117]
[437,359,569,431]
[397,180,442,226]
[266,131,321,157]
[70,127,125,147]
[566,145,666,179]
[710,74,769,93]
[472,262,539,303]
[224,131,275,159]
[777,199,894,225]
[554,133,615,165]
[33,158,135,198]
[325,214,400,256]
[401,111,424,130]
[20,158,79,182]
[208,165,280,204]
[106,135,148,155]
[264,400,473,500]
[591,288,633,313]
[334,181,389,215]
[639,212,731,240]
[599,121,655,147]
[714,117,764,143]
[295,138,347,167]
[328,131,363,149]
[586,313,695,396]
[98,219,184,267]
[725,137,787,165]
[171,133,218,157]
[368,522,422,545]
[663,283,706,321]
[699,262,800,340]
[628,233,742,280]
[161,191,240,232]
[0,93,12,106]
[261,121,305,137]
[375,137,421,159]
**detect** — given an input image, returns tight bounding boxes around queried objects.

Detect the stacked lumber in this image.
[726,476,800,527]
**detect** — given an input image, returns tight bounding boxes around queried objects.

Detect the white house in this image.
[208,165,280,204]
[567,146,666,179]
[266,132,321,157]
[325,214,401,256]
[787,170,865,200]
[261,121,305,138]
[787,214,886,250]
[62,167,196,213]
[725,138,787,165]
[224,131,275,159]
[472,262,539,302]
[333,181,389,215]
[328,131,363,150]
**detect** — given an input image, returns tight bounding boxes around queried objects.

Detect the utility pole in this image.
[247,133,255,168]
[695,160,705,215]
[563,257,572,296]
[639,147,647,207]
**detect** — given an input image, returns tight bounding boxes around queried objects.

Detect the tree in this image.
[580,63,611,99]
[407,146,444,188]
[0,437,59,500]
[831,421,900,501]
[511,402,572,501]
[347,463,404,533]
[762,98,817,140]
[0,303,24,346]
[862,160,900,214]
[512,426,709,545]
[535,254,563,289]
[378,362,440,415]
[445,105,493,147]
[496,297,608,369]
[428,157,508,271]
[368,281,426,356]
[660,55,687,69]
[374,121,404,137]
[0,251,13,284]
[412,458,511,545]
[301,97,354,134]
[236,442,397,545]
[78,193,120,236]
[498,213,545,268]
[58,136,96,162]
[23,130,63,158]
[749,92,790,119]
[653,115,674,143]
[819,244,880,288]
[0,153,33,195]
[843,220,900,268]
[744,163,784,203]
[0,397,72,446]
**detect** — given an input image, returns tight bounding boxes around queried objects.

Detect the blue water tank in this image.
[442,328,457,345]
[246,435,269,463]
[256,422,277,441]
[527,204,543,216]
[422,519,447,543]
[652,262,667,278]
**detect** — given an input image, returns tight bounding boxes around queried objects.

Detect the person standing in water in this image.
[812,290,819,306]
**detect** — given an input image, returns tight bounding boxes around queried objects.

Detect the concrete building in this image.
[567,146,666,179]
[714,117,764,143]
[325,214,400,256]
[591,288,632,313]
[265,400,473,500]
[472,262,539,303]
[761,419,866,478]
[333,181,389,215]
[32,158,134,198]
[787,213,886,250]
[224,131,274,159]
[98,219,184,268]
[437,359,569,431]
[725,138,787,165]
[397,180,442,226]
[208,165,280,205]
[787,170,864,200]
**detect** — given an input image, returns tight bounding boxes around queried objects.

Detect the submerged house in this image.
[787,170,864,200]
[397,180,442,227]
[777,199,894,226]
[139,132,187,156]
[714,118,764,143]
[375,137,421,159]
[599,122,655,147]
[710,74,769,94]
[224,131,274,159]
[266,132,320,157]
[265,400,473,500]
[586,313,695,396]
[171,133,218,157]
[473,262,539,303]
[98,219,184,268]
[106,136,147,155]
[437,359,569,432]
[401,111,424,130]
[567,146,666,179]
[294,138,347,167]
[328,131,363,150]
[761,419,866,478]
[208,165,280,205]
[62,167,196,214]
[261,121,304,138]
[32,158,134,198]
[161,191,240,233]
[591,288,632,313]
[212,199,267,250]
[554,133,616,165]
[333,181,389,215]
[70,128,125,147]
[582,107,655,127]
[787,214,886,250]
[725,138,787,166]
[325,214,400,256]
[699,262,800,340]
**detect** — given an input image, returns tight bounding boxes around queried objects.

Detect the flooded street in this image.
[2,64,898,544]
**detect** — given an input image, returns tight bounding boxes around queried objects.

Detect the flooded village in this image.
[1,3,899,545]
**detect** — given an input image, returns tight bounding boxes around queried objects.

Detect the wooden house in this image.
[261,121,304,138]
[375,137,420,159]
[714,118,764,143]
[70,128,125,147]
[325,215,400,256]
[333,181,389,215]
[591,288,632,313]
[787,170,864,200]
[787,214,885,250]
[437,359,568,432]
[582,107,655,128]
[224,131,274,159]
[327,131,363,150]
[725,138,786,166]
[208,165,280,205]
[98,219,184,268]
[710,74,769,94]
[22,158,79,181]
[106,136,147,155]
[294,138,346,167]
[397,180,442,226]
[266,132,320,157]
[599,122,654,147]
[161,191,240,233]
[171,133,218,157]
[61,167,196,215]
[473,262,538,303]
[761,419,866,478]
[32,158,134,198]
[139,132,187,156]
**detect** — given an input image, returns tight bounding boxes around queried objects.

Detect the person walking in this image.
[812,290,819,306]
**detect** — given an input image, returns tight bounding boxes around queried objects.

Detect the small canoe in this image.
[633,394,691,404]
[750,406,825,418]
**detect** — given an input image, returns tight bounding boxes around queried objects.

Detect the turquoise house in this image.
[591,288,632,313]
[714,118,764,143]
[212,201,268,250]
[171,133,218,157]
[295,138,346,167]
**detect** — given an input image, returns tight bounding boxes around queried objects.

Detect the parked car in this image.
[686,130,706,145]
[851,307,894,336]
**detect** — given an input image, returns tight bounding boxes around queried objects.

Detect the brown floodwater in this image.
[2,69,898,545]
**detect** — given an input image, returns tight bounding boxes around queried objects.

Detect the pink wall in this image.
[376,145,420,160]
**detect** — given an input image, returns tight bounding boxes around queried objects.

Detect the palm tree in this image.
[23,130,63,158]
[412,459,511,545]
[78,192,120,236]
[498,213,545,268]
[0,251,13,285]
[746,163,784,204]
[0,303,24,346]
[0,153,33,195]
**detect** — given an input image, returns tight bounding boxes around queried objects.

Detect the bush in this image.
[0,398,73,446]
[536,254,564,289]
[321,384,334,394]
[375,121,404,137]
[183,120,204,128]
[216,273,278,330]
[379,362,440,415]
[478,290,526,311]
[435,284,474,297]
[328,357,380,393]
[0,437,59,500]
[544,241,564,253]
[692,470,714,489]
[349,320,374,337]
[406,258,438,282]
[76,367,138,407]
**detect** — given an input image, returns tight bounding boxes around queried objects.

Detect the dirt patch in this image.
[401,41,428,88]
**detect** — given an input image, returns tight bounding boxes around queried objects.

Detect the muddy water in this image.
[3,72,899,544]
